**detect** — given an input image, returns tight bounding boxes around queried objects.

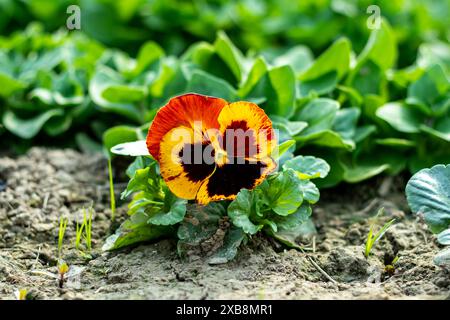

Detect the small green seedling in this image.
[84,207,93,252]
[58,216,69,260]
[75,218,85,250]
[57,261,69,288]
[75,207,94,255]
[108,158,116,221]
[384,255,399,276]
[15,288,28,300]
[365,208,396,258]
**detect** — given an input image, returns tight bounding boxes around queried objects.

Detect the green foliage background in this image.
[0,0,449,187]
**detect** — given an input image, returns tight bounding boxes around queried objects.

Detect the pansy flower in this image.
[146,93,276,205]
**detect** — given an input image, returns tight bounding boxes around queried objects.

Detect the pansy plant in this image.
[104,93,329,263]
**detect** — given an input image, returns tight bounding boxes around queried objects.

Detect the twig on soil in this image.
[299,248,337,284]
[312,236,316,254]
[32,245,42,270]
[307,256,338,284]
[413,223,428,244]
[42,193,50,210]
[0,255,18,269]
[96,185,102,203]
[355,199,379,216]
[5,200,14,210]
[378,177,393,197]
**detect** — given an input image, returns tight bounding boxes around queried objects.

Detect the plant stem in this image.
[146,200,164,205]
[108,158,116,222]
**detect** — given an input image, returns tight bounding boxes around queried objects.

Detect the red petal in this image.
[146,93,227,160]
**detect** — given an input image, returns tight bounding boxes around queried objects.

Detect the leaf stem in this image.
[108,158,116,222]
[146,200,164,205]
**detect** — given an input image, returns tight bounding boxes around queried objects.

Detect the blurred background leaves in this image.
[1,0,448,64]
[0,0,448,187]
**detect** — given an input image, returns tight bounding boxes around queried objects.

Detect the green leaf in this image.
[102,85,146,103]
[298,180,320,204]
[257,169,303,216]
[283,155,330,180]
[299,71,338,96]
[271,115,308,136]
[241,63,295,117]
[102,211,171,251]
[272,45,313,75]
[376,102,424,133]
[148,191,187,226]
[295,130,355,150]
[341,158,390,183]
[129,41,164,76]
[208,227,245,265]
[3,109,63,139]
[43,113,72,136]
[407,64,449,110]
[274,204,312,230]
[103,125,139,156]
[182,42,215,65]
[30,72,84,106]
[417,42,450,75]
[354,125,377,144]
[350,61,386,97]
[435,114,450,136]
[355,19,397,71]
[177,203,225,247]
[186,70,237,101]
[0,72,26,98]
[294,98,339,134]
[271,139,295,160]
[126,156,154,179]
[437,229,450,245]
[270,205,315,249]
[420,124,450,143]
[121,165,162,200]
[265,65,296,117]
[337,85,363,106]
[0,50,27,98]
[406,164,450,234]
[89,66,142,122]
[434,247,450,268]
[313,152,345,189]
[227,189,262,235]
[149,59,177,97]
[300,38,351,81]
[214,31,244,83]
[238,57,267,97]
[332,107,360,140]
[375,138,416,149]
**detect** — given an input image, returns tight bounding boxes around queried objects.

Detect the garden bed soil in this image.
[0,148,449,300]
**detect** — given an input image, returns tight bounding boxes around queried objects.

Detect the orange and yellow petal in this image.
[159,126,216,200]
[217,102,275,159]
[147,93,227,160]
[196,156,276,205]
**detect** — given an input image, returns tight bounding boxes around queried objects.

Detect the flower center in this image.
[209,134,228,167]
[214,148,228,167]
